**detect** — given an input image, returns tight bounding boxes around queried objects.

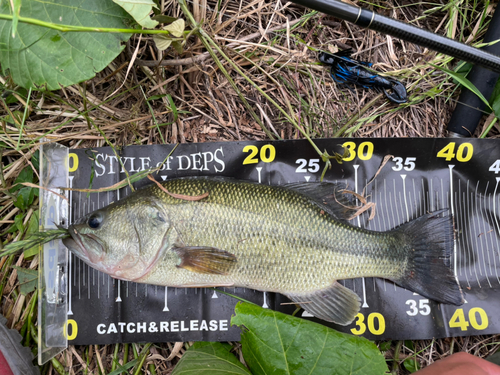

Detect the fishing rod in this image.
[288,0,500,74]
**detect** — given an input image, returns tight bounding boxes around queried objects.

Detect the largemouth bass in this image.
[63,177,464,325]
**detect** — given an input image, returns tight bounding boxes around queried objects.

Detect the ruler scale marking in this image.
[475,185,490,284]
[372,179,382,292]
[471,184,484,277]
[482,181,493,278]
[466,183,481,286]
[492,178,500,284]
[485,192,500,284]
[387,187,398,291]
[478,186,493,285]
[401,175,409,222]
[455,190,464,280]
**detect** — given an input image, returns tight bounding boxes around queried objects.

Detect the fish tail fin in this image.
[392,209,464,306]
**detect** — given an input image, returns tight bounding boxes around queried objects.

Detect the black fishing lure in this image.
[319,50,407,104]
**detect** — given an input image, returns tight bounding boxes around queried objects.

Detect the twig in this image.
[0,182,68,202]
[146,175,209,201]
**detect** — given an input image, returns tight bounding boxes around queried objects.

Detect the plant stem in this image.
[480,116,498,138]
[0,13,186,35]
[15,87,31,151]
[133,343,152,375]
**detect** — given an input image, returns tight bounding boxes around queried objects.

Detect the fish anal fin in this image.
[174,246,237,275]
[285,281,361,326]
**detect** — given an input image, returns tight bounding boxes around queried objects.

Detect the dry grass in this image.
[2,0,500,373]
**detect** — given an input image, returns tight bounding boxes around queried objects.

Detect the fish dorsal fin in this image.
[286,281,361,325]
[284,182,358,222]
[173,246,237,275]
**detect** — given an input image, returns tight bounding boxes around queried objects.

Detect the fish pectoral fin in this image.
[285,281,361,326]
[173,246,237,275]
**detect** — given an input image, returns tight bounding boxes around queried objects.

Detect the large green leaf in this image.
[0,0,135,90]
[171,342,251,375]
[231,302,389,375]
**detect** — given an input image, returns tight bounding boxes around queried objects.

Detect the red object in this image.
[0,347,15,375]
[417,352,500,375]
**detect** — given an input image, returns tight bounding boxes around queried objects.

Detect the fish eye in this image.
[88,213,103,229]
[156,211,166,223]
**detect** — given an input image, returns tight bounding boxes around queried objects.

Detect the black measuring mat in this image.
[63,138,500,344]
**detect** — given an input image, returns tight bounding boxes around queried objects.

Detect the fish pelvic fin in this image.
[391,209,464,306]
[174,246,237,275]
[285,281,361,326]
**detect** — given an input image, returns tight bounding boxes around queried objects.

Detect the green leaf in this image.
[164,18,185,37]
[172,342,251,375]
[490,78,500,106]
[10,167,34,209]
[2,87,28,104]
[14,213,24,233]
[171,40,183,54]
[430,63,492,110]
[2,110,23,126]
[147,94,166,100]
[24,211,40,258]
[167,94,178,121]
[152,15,179,24]
[6,223,19,234]
[379,341,391,352]
[153,35,172,51]
[492,96,500,120]
[489,77,500,120]
[10,167,33,193]
[403,358,421,373]
[107,358,139,375]
[112,0,158,28]
[404,340,415,351]
[0,0,135,90]
[231,302,389,375]
[13,186,34,210]
[14,193,25,211]
[12,266,37,295]
[31,150,40,171]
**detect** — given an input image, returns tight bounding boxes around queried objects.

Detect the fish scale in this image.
[144,179,397,288]
[63,177,464,325]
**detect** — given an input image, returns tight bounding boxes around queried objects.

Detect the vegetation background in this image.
[1,0,500,373]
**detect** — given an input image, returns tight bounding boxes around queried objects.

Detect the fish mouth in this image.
[62,227,104,265]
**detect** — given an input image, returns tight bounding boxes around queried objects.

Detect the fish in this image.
[62,177,464,325]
